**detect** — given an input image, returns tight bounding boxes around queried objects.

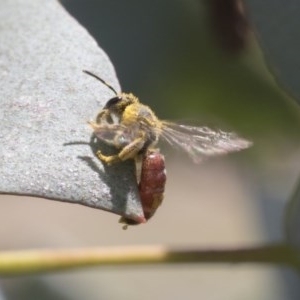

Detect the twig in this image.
[0,243,299,276]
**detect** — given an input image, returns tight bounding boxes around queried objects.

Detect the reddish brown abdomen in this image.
[139,150,166,220]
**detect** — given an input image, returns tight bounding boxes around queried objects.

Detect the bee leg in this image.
[118,135,145,160]
[96,150,121,164]
[88,121,119,130]
[95,109,113,124]
[96,135,145,165]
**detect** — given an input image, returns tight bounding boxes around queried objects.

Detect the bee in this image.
[84,70,251,226]
[119,149,166,229]
[84,71,251,166]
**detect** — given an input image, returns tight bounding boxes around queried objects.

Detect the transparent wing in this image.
[160,121,252,163]
[89,121,138,148]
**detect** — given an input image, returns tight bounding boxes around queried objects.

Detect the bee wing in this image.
[160,121,252,163]
[89,121,138,147]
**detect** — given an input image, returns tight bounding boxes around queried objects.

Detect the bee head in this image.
[104,93,139,114]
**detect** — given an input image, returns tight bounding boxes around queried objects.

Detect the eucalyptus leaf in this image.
[0,0,144,222]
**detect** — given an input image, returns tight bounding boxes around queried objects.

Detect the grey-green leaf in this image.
[0,0,144,222]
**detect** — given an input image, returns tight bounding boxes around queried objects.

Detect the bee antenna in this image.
[83,70,118,96]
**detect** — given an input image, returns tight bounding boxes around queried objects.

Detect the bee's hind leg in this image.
[97,135,145,165]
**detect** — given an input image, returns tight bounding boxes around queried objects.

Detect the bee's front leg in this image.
[96,109,113,124]
[97,134,146,165]
[88,121,120,131]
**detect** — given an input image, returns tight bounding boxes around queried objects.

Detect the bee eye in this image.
[104,97,122,109]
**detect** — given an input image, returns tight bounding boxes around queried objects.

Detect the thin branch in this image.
[0,243,299,276]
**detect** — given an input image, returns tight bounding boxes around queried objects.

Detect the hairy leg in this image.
[96,134,145,164]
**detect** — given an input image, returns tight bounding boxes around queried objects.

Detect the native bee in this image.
[84,71,251,165]
[119,149,166,229]
[84,70,251,226]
